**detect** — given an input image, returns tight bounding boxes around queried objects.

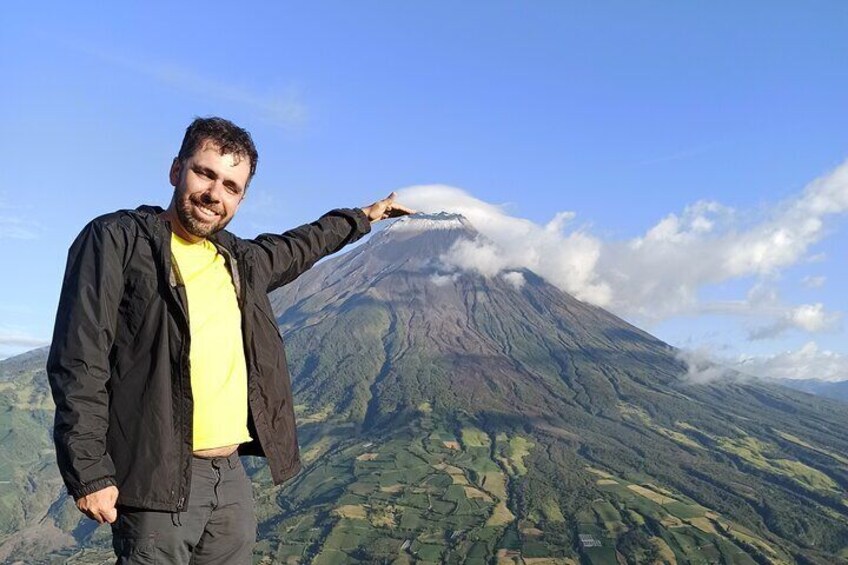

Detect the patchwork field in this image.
[246,411,576,563]
[584,468,794,564]
[244,409,817,564]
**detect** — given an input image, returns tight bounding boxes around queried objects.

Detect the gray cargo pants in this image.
[111,452,257,564]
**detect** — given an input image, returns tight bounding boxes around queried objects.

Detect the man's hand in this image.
[76,485,119,524]
[360,192,417,223]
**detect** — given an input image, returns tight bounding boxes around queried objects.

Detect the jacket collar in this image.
[136,204,243,302]
[134,204,235,249]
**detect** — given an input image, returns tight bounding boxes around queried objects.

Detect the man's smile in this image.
[191,199,223,221]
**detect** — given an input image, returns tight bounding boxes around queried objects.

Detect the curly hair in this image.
[177,116,259,182]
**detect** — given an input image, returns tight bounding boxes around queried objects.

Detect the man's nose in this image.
[202,182,225,202]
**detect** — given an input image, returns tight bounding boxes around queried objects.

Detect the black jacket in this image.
[47,205,371,511]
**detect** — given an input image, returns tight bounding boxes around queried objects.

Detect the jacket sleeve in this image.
[47,219,125,499]
[246,207,372,292]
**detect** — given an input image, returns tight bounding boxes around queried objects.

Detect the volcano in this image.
[2,212,847,563]
[265,212,848,564]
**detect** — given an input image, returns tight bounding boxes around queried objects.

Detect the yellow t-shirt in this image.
[170,233,252,450]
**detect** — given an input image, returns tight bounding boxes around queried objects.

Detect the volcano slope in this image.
[1,213,847,563]
[258,213,848,564]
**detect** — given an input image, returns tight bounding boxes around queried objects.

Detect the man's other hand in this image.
[76,485,119,524]
[360,192,417,223]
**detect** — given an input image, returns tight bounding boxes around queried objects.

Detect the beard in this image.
[174,192,232,239]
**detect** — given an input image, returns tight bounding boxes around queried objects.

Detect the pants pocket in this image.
[112,515,158,564]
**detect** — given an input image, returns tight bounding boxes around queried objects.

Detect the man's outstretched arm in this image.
[47,219,124,523]
[247,192,416,292]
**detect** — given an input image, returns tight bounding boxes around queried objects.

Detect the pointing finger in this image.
[389,203,417,215]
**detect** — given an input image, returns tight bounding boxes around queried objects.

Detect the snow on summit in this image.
[382,212,476,234]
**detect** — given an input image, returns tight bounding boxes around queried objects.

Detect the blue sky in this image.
[2,2,848,379]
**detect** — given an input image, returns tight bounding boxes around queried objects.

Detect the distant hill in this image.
[770,378,848,403]
[2,212,847,563]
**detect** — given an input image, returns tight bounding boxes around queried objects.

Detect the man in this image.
[47,116,415,563]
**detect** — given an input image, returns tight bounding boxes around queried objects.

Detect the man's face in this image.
[169,141,251,240]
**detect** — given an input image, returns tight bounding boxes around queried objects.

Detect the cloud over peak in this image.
[396,158,848,335]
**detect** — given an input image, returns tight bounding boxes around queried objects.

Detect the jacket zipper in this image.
[168,242,192,513]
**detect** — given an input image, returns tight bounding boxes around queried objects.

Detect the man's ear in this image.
[169,158,181,187]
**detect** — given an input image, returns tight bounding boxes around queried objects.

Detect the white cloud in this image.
[441,238,510,278]
[397,158,848,332]
[0,327,49,360]
[676,342,848,383]
[735,342,848,382]
[802,275,826,288]
[788,303,837,332]
[601,158,848,319]
[0,330,49,349]
[748,302,841,340]
[675,348,738,384]
[429,273,459,286]
[400,185,612,305]
[501,272,526,289]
